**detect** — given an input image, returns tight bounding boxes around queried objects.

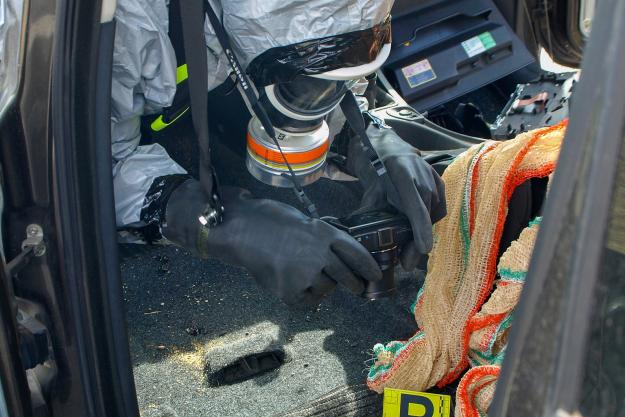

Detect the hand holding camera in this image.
[324,210,413,300]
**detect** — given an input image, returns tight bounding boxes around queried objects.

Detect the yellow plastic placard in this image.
[383,388,451,417]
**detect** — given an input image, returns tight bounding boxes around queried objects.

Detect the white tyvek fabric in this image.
[112,0,177,119]
[220,0,392,68]
[111,0,177,160]
[0,0,24,115]
[110,0,393,228]
[204,1,232,92]
[111,0,185,227]
[113,143,187,227]
[110,0,394,135]
[204,0,393,89]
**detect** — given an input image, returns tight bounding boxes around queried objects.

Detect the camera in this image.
[323,210,413,300]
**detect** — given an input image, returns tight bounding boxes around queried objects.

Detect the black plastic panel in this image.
[491,72,577,140]
[385,0,535,111]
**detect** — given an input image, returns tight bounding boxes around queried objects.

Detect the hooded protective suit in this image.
[0,0,24,114]
[111,0,393,228]
[110,0,449,307]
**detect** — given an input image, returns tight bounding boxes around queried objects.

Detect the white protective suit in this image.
[111,0,393,228]
[0,0,24,114]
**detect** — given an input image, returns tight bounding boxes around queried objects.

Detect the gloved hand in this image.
[163,180,382,306]
[347,125,447,270]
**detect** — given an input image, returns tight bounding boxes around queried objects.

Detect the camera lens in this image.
[364,247,398,300]
[364,268,396,300]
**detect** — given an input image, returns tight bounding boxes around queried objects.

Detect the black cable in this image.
[223,75,239,96]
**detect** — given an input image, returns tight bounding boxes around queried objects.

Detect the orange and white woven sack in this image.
[367,121,567,417]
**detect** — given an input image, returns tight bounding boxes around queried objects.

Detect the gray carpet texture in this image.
[122,245,422,417]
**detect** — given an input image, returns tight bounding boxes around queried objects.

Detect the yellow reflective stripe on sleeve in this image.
[176,64,188,84]
[150,64,189,132]
[150,107,190,132]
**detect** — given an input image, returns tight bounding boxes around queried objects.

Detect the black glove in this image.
[163,180,382,306]
[347,125,446,270]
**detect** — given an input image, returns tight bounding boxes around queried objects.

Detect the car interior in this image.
[7,0,625,417]
[115,1,578,416]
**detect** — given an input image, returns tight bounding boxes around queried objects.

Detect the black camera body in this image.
[324,210,412,299]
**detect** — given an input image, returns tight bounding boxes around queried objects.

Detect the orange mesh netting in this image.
[367,121,567,417]
[455,221,540,417]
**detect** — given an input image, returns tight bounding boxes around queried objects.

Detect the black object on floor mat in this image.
[274,385,383,417]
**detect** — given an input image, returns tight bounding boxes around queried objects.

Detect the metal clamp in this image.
[370,157,387,176]
[21,224,46,257]
[198,196,224,228]
[364,111,392,129]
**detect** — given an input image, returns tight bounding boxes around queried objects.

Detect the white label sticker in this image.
[461,32,497,57]
[401,59,437,89]
[462,37,486,57]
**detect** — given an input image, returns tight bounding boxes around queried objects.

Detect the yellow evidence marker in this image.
[382,388,451,417]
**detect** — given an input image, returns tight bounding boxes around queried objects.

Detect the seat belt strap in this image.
[178,0,216,199]
[178,0,223,225]
[340,90,387,177]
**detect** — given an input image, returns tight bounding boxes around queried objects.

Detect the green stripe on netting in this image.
[471,347,506,365]
[368,363,392,379]
[460,144,486,265]
[411,287,425,314]
[369,332,426,379]
[498,268,526,282]
[483,313,514,356]
[391,332,425,358]
[460,202,471,264]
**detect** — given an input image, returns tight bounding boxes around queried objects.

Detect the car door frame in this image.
[490,0,625,415]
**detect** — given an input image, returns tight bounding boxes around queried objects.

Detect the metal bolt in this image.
[26,224,41,237]
[23,224,46,257]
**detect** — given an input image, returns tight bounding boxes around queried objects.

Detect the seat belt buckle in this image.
[371,157,387,176]
[198,194,224,228]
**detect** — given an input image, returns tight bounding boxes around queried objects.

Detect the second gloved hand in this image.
[347,125,447,270]
[163,181,382,306]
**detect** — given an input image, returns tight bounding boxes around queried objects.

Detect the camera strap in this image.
[340,90,407,219]
[340,90,393,181]
[203,1,319,219]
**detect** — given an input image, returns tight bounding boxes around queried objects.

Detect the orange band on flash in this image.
[247,132,329,165]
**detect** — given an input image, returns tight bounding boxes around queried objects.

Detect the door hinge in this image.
[5,224,46,278]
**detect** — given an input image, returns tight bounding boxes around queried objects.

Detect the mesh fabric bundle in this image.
[455,221,540,417]
[367,122,567,405]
